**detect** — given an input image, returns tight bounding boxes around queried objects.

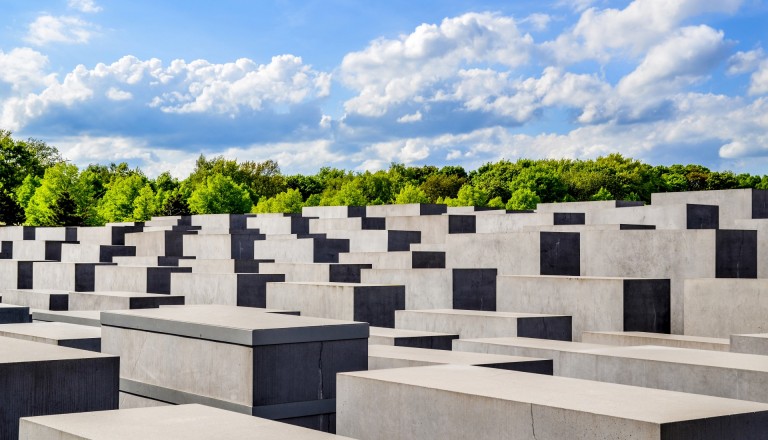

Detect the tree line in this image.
[2,130,767,226]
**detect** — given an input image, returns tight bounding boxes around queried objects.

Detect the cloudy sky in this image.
[1,0,767,177]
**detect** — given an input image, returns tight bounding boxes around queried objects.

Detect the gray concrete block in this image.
[396,309,572,340]
[684,278,768,338]
[365,203,446,217]
[582,331,729,351]
[0,336,118,440]
[254,235,349,263]
[32,309,102,327]
[68,290,185,310]
[337,364,768,440]
[258,262,372,283]
[368,344,552,374]
[20,404,354,439]
[266,282,405,327]
[730,333,768,355]
[0,322,101,351]
[170,272,285,307]
[0,288,68,310]
[369,326,458,350]
[0,303,31,323]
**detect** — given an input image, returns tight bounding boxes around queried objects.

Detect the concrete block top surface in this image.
[583,331,730,345]
[274,281,403,288]
[582,345,768,371]
[0,322,101,340]
[0,303,29,309]
[369,326,457,338]
[0,335,114,363]
[458,336,608,352]
[340,364,768,423]
[32,309,102,326]
[20,403,357,439]
[72,290,182,299]
[369,344,547,365]
[399,309,569,319]
[101,305,369,346]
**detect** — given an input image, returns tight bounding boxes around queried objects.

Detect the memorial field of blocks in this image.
[5,188,768,438]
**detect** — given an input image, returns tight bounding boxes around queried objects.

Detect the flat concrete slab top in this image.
[0,303,29,309]
[32,309,102,326]
[582,345,768,371]
[0,335,114,363]
[274,281,401,287]
[584,331,729,345]
[399,309,569,319]
[341,364,768,424]
[20,404,353,439]
[0,322,100,340]
[459,336,607,352]
[1,288,68,295]
[733,333,768,339]
[369,326,456,338]
[101,305,368,346]
[369,345,547,365]
[69,291,183,299]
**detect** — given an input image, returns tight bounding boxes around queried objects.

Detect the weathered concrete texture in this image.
[20,404,354,439]
[497,275,670,340]
[266,282,405,327]
[0,322,101,351]
[586,203,719,230]
[368,344,553,374]
[582,331,730,351]
[396,309,572,340]
[361,268,496,310]
[33,309,101,327]
[651,188,768,228]
[323,229,421,252]
[455,338,768,404]
[0,288,68,310]
[0,303,31,323]
[101,306,368,428]
[170,272,285,307]
[303,205,365,219]
[254,235,350,263]
[730,333,768,355]
[0,336,119,440]
[248,213,312,235]
[368,326,458,350]
[32,261,117,292]
[118,391,171,409]
[183,231,265,260]
[176,258,272,273]
[337,364,768,440]
[68,290,185,310]
[365,203,447,217]
[684,278,768,338]
[94,265,192,294]
[309,217,386,234]
[339,250,445,269]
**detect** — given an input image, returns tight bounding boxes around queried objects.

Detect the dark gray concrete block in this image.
[540,232,580,276]
[230,231,267,260]
[623,279,671,333]
[311,237,350,263]
[328,264,373,283]
[146,267,193,294]
[18,261,34,289]
[412,251,446,269]
[111,225,144,246]
[234,259,274,273]
[361,217,386,230]
[98,245,136,263]
[23,226,36,240]
[164,230,197,257]
[0,304,31,323]
[616,201,646,208]
[481,358,553,375]
[516,316,572,341]
[752,189,768,219]
[387,230,421,252]
[75,263,115,292]
[553,212,585,225]
[716,230,757,278]
[452,268,497,311]
[353,286,405,328]
[661,411,768,440]
[129,295,185,309]
[448,215,476,234]
[687,204,719,229]
[44,241,64,261]
[393,335,458,350]
[420,204,448,215]
[620,224,657,230]
[236,273,287,308]
[0,241,11,259]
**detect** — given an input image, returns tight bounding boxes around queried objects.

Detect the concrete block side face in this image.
[163,231,185,257]
[253,339,367,406]
[23,226,36,240]
[313,238,350,263]
[328,264,372,283]
[347,206,366,217]
[64,227,78,242]
[452,268,497,311]
[387,231,421,252]
[233,259,262,273]
[18,260,33,289]
[99,245,136,263]
[623,279,671,333]
[147,267,192,294]
[517,316,573,341]
[619,224,656,230]
[448,215,477,234]
[236,274,285,308]
[553,212,586,225]
[686,204,719,229]
[0,240,12,258]
[361,217,386,230]
[0,357,118,440]
[44,241,63,261]
[74,264,97,292]
[290,216,311,234]
[484,359,554,375]
[58,338,102,352]
[353,286,406,328]
[394,335,458,350]
[280,414,335,433]
[230,233,265,260]
[412,251,446,268]
[129,295,185,309]
[420,204,448,215]
[539,232,580,276]
[716,230,758,278]
[661,412,768,440]
[752,189,768,219]
[49,294,69,311]
[0,306,31,323]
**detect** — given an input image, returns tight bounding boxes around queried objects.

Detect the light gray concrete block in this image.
[396,309,571,340]
[20,404,354,439]
[0,322,101,351]
[685,278,768,338]
[367,344,552,373]
[337,364,768,440]
[361,268,453,309]
[32,309,101,327]
[730,333,768,355]
[0,288,68,310]
[118,392,171,409]
[368,326,458,350]
[68,290,185,310]
[651,188,767,228]
[582,331,730,351]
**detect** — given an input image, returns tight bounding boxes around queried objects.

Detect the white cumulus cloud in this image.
[25,15,97,46]
[68,0,102,13]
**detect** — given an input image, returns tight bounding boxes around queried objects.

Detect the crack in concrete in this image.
[317,342,324,400]
[530,404,537,439]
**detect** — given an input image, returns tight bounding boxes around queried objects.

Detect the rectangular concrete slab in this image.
[337,364,768,440]
[68,290,185,310]
[367,344,552,374]
[368,326,458,350]
[0,302,31,323]
[19,404,354,439]
[0,322,101,351]
[0,288,68,310]
[396,309,572,340]
[32,309,102,327]
[582,331,729,351]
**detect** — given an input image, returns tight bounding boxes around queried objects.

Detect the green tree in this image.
[320,181,367,206]
[591,187,614,201]
[97,174,147,223]
[25,163,93,226]
[132,185,157,221]
[394,184,428,204]
[506,188,540,211]
[420,173,466,202]
[253,188,304,213]
[188,174,253,214]
[442,184,488,207]
[14,174,42,213]
[487,196,505,209]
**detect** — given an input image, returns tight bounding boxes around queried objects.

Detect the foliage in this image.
[506,188,540,211]
[253,188,304,213]
[442,184,488,207]
[97,174,148,223]
[25,163,95,226]
[591,187,614,201]
[188,174,253,214]
[394,184,428,204]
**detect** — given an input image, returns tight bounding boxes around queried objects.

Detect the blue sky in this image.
[1,0,768,177]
